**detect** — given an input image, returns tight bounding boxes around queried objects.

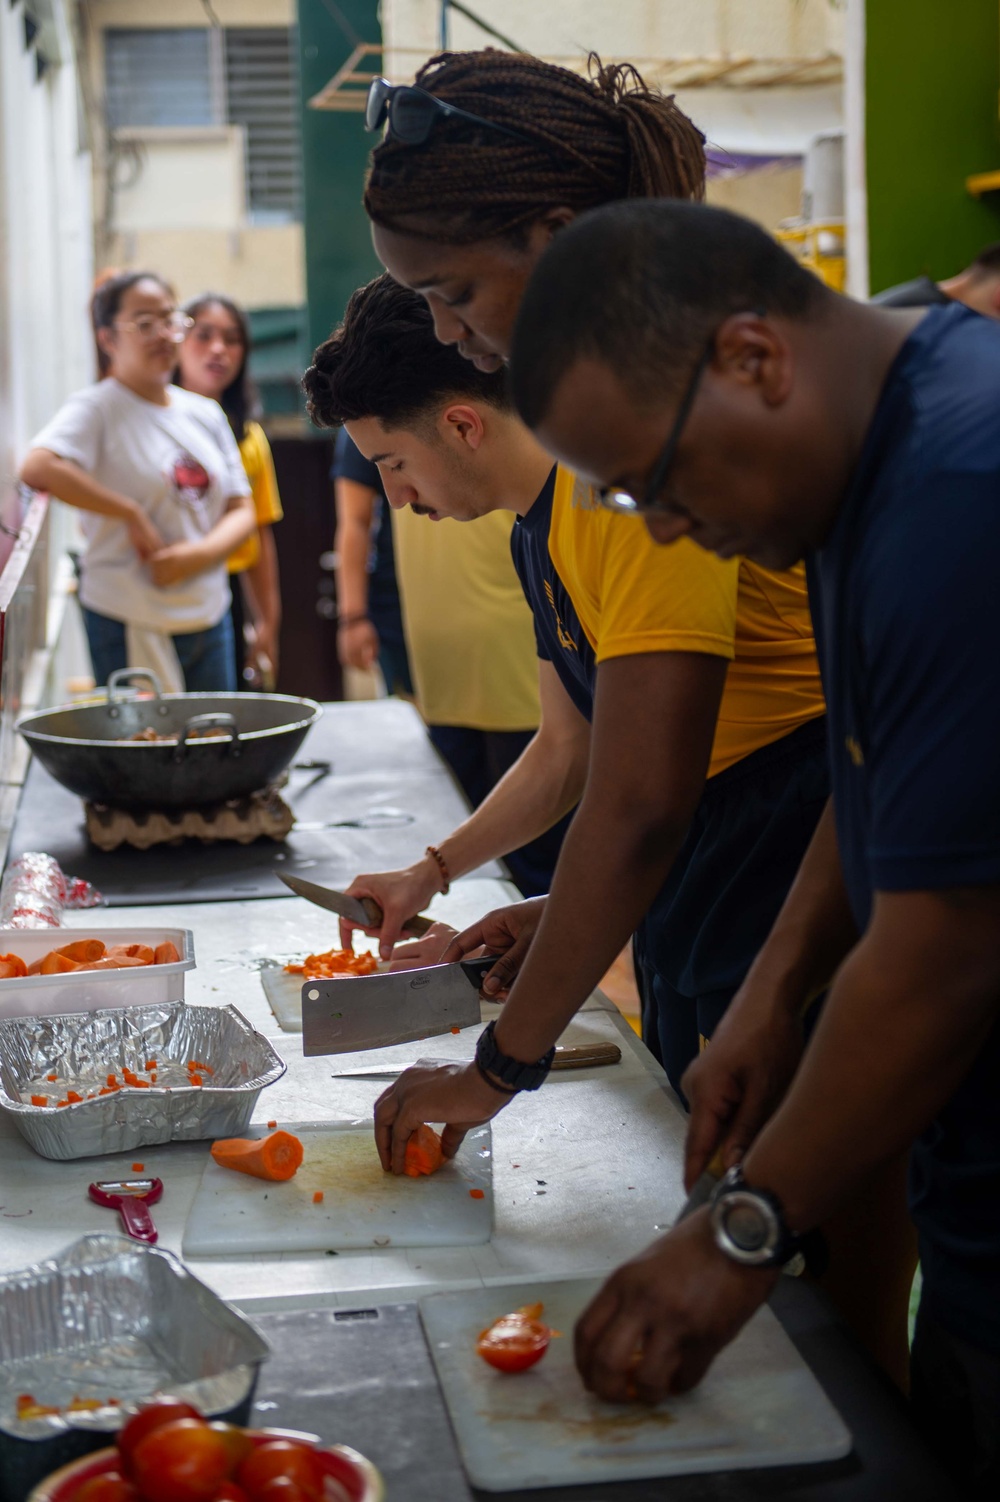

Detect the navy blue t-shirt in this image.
[807,302,1000,1351]
[509,468,596,722]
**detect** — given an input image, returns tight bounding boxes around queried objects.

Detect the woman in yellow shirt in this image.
[176,294,283,688]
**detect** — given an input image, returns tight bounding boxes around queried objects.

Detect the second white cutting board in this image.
[182,1120,492,1256]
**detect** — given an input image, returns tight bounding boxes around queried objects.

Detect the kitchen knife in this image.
[278,872,434,937]
[301,956,496,1056]
[328,1042,623,1077]
[673,1149,727,1225]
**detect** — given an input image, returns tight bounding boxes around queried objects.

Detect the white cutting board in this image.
[420,1277,851,1491]
[182,1120,492,1256]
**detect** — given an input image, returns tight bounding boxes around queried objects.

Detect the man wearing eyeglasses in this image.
[501,198,1000,1497]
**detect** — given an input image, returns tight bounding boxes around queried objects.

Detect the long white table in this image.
[0,878,689,1312]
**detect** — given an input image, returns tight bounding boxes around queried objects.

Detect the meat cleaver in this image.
[301,956,496,1056]
[278,872,434,937]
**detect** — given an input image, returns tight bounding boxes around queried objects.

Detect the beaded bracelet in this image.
[425,844,450,895]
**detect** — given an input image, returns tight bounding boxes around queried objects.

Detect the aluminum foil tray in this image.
[0,1234,269,1499]
[0,1003,286,1160]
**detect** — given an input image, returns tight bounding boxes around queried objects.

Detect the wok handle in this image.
[107,667,164,705]
[172,712,242,761]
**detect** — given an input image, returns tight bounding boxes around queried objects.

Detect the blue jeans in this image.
[82,607,236,693]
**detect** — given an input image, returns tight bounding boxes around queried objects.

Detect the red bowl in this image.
[28,1431,384,1502]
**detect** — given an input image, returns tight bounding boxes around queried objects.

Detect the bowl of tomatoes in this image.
[28,1400,383,1502]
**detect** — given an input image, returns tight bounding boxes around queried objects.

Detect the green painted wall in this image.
[866,0,1000,292]
[297,0,381,366]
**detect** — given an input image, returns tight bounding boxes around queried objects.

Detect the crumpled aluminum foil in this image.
[0,1234,269,1440]
[0,1003,285,1160]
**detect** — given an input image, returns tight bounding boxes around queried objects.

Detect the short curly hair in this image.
[302,274,510,432]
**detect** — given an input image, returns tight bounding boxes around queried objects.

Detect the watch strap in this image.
[475,1019,554,1093]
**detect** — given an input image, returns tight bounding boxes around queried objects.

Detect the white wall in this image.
[0,0,94,475]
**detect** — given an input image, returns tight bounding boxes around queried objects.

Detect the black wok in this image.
[16,669,322,810]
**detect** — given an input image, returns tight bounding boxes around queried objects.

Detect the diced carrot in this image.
[133,1080,150,1088]
[98,1087,115,1096]
[210,1130,304,1182]
[312,1191,324,1204]
[188,1073,202,1087]
[267,1121,277,1130]
[122,1069,138,1087]
[0,953,27,979]
[31,952,81,976]
[404,1124,446,1179]
[150,1073,157,1084]
[154,941,180,965]
[469,1188,485,1199]
[56,1099,68,1108]
[106,1074,117,1088]
[30,1094,47,1107]
[56,940,105,964]
[46,1073,57,1082]
[132,1163,144,1172]
[145,1060,157,1071]
[450,1027,461,1035]
[66,1091,83,1104]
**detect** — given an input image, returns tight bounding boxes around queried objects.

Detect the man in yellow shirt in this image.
[303,275,827,1100]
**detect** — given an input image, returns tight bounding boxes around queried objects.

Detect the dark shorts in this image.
[428,724,571,897]
[911,1301,1000,1500]
[635,716,829,1097]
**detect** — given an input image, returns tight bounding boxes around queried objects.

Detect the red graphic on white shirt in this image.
[172,452,211,510]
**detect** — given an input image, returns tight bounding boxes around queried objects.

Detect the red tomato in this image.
[476,1302,553,1373]
[118,1400,202,1475]
[208,1423,254,1472]
[74,1474,139,1502]
[130,1418,232,1502]
[255,1482,309,1502]
[212,1486,249,1502]
[237,1441,322,1502]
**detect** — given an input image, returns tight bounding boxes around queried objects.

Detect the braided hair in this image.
[365,50,706,244]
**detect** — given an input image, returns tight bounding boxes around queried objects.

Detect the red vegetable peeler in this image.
[88,1177,163,1243]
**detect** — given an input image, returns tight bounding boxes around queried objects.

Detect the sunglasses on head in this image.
[366,76,531,146]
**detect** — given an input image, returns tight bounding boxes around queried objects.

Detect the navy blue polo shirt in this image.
[510,468,596,721]
[808,302,1000,1353]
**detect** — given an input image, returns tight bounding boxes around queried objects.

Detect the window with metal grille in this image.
[224,28,301,223]
[104,27,301,222]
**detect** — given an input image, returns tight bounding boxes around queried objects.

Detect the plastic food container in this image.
[0,1002,286,1160]
[0,1234,270,1501]
[0,928,194,1021]
[29,1437,384,1502]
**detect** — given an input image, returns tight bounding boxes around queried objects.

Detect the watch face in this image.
[722,1198,773,1254]
[711,1189,782,1266]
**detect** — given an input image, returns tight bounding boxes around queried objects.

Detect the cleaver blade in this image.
[301,956,494,1056]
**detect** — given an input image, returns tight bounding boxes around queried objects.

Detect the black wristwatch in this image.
[474,1020,555,1095]
[709,1166,826,1275]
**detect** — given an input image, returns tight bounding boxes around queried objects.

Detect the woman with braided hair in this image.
[364,50,706,371]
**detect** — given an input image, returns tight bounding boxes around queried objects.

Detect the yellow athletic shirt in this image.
[228,421,283,574]
[391,505,541,732]
[549,468,825,777]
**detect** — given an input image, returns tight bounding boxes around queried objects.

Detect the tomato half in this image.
[117,1400,202,1475]
[130,1417,232,1502]
[74,1474,139,1502]
[476,1302,553,1373]
[237,1440,323,1502]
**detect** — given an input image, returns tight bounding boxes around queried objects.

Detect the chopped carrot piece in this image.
[0,953,28,979]
[267,1121,277,1130]
[56,1100,68,1108]
[106,943,154,965]
[33,952,81,975]
[98,1088,115,1096]
[65,1091,83,1104]
[30,1094,48,1107]
[210,1130,304,1182]
[56,939,105,964]
[450,1027,461,1035]
[150,1073,157,1084]
[107,1074,117,1088]
[133,1080,150,1088]
[469,1188,485,1199]
[154,941,180,965]
[145,1060,157,1071]
[404,1124,446,1179]
[46,1073,57,1082]
[312,1191,324,1204]
[188,1073,202,1087]
[132,1163,144,1172]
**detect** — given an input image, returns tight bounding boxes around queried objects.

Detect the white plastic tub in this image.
[0,929,195,1021]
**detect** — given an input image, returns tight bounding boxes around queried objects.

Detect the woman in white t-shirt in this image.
[20,271,255,691]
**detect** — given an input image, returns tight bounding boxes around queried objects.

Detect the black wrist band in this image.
[474,1019,555,1094]
[475,1059,519,1096]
